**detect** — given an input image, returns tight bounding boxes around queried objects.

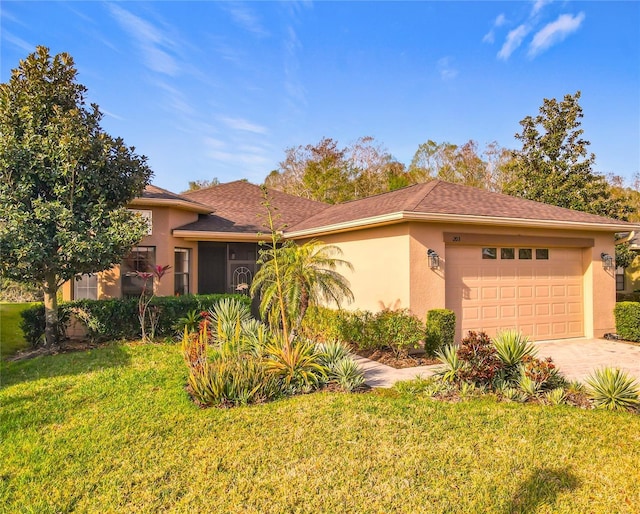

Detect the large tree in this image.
[0,47,152,348]
[265,136,409,203]
[504,91,630,219]
[408,139,512,191]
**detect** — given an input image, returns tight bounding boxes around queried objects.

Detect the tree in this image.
[265,136,408,203]
[408,139,510,190]
[0,47,152,348]
[251,189,353,339]
[252,240,354,336]
[504,91,630,219]
[183,177,219,192]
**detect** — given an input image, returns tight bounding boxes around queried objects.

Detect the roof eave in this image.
[172,230,272,242]
[285,211,636,238]
[129,197,213,214]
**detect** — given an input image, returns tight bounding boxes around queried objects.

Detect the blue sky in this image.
[1,1,639,193]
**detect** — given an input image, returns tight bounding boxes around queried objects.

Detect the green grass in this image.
[0,302,33,358]
[1,342,639,513]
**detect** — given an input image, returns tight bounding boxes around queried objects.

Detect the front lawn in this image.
[1,342,639,512]
[0,302,32,358]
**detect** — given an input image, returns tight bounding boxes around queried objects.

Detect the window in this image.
[482,248,497,259]
[174,248,190,295]
[536,249,549,260]
[129,209,153,235]
[121,246,156,297]
[518,248,532,260]
[616,267,625,291]
[74,274,98,300]
[501,248,515,259]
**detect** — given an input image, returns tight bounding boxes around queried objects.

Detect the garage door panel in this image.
[446,246,584,341]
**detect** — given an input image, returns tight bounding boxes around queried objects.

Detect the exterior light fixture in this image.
[427,249,440,269]
[600,252,614,271]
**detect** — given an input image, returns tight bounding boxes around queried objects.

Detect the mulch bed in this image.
[354,348,439,369]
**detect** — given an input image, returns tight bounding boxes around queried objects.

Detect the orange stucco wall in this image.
[320,221,617,339]
[63,206,199,300]
[317,225,411,312]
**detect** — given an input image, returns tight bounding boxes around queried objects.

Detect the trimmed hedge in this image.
[20,294,251,346]
[424,309,456,356]
[301,306,424,357]
[614,302,640,342]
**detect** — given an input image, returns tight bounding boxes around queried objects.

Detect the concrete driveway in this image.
[356,338,640,388]
[534,338,640,383]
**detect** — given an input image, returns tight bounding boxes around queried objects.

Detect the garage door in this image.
[445,246,584,341]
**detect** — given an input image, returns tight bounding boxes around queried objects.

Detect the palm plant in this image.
[251,239,354,337]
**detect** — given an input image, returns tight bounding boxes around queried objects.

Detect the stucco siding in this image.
[318,225,411,312]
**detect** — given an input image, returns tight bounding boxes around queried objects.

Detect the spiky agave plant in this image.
[332,357,365,392]
[435,344,463,383]
[493,329,537,368]
[585,368,640,411]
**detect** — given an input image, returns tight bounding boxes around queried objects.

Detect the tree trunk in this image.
[43,273,59,349]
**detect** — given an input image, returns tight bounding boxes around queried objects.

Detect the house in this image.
[616,233,640,298]
[62,179,637,342]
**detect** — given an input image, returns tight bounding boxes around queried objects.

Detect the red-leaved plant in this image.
[136,264,171,341]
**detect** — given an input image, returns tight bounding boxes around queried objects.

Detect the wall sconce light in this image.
[600,252,614,271]
[427,249,440,269]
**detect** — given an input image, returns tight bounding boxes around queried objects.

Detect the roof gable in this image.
[178,181,329,234]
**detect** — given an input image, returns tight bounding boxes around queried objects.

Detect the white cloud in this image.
[108,4,179,76]
[437,57,458,80]
[531,0,552,17]
[2,30,34,53]
[222,3,269,37]
[498,24,530,60]
[482,13,507,44]
[528,12,586,57]
[218,116,268,134]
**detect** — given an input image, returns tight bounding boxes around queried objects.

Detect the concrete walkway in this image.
[356,338,640,388]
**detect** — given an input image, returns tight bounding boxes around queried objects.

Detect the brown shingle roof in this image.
[287,180,632,232]
[130,185,213,213]
[178,181,329,233]
[142,184,187,201]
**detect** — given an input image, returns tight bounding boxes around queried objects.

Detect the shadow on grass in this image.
[505,467,579,514]
[0,343,132,388]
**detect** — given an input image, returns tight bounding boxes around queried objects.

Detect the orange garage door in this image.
[445,246,584,341]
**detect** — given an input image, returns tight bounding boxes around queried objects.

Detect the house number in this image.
[452,236,461,242]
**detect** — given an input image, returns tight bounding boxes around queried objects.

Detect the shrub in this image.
[20,294,250,344]
[302,306,424,357]
[181,321,280,407]
[520,355,563,390]
[585,367,640,411]
[264,336,326,393]
[372,309,424,357]
[456,331,502,386]
[0,277,43,302]
[424,309,456,356]
[545,388,567,406]
[614,302,640,342]
[20,303,70,347]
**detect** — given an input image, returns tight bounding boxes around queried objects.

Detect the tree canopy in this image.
[264,136,412,204]
[503,91,631,220]
[0,46,152,347]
